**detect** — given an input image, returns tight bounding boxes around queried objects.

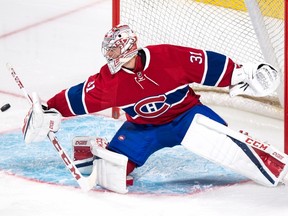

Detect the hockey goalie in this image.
[22,24,287,193]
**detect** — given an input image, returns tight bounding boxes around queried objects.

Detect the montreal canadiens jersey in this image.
[47,44,235,125]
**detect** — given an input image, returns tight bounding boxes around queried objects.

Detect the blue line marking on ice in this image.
[0,115,247,195]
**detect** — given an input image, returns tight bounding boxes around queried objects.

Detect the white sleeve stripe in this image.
[82,79,89,114]
[65,89,76,116]
[200,51,208,85]
[142,47,151,70]
[215,57,229,86]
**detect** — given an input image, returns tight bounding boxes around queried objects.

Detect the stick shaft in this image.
[7,64,32,104]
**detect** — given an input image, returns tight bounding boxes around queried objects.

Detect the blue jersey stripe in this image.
[67,83,86,115]
[203,51,226,86]
[165,85,189,105]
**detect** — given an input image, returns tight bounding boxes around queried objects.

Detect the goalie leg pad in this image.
[91,145,129,194]
[72,136,132,193]
[181,114,288,187]
[252,148,285,178]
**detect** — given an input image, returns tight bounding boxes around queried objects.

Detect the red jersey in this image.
[47,44,235,125]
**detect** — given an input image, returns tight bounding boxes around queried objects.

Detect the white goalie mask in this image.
[102,24,138,74]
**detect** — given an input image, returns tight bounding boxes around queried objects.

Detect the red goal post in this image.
[112,0,287,153]
[111,0,121,119]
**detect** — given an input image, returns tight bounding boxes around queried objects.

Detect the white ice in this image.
[0,0,287,215]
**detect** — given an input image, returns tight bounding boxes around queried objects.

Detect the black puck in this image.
[1,103,11,112]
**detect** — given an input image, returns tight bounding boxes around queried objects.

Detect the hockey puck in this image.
[1,103,11,112]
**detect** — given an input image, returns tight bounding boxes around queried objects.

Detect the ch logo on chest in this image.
[134,95,170,118]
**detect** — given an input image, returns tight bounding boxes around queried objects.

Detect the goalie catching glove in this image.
[230,62,280,97]
[22,92,62,143]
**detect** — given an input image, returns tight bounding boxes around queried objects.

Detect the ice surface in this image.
[0,1,287,216]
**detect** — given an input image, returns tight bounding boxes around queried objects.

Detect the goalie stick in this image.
[7,63,97,192]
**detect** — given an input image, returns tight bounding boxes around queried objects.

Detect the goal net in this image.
[111,0,287,151]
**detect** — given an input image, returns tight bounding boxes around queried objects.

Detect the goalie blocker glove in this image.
[229,62,280,97]
[22,92,62,143]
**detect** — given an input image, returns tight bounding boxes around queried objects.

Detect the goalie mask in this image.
[102,24,138,74]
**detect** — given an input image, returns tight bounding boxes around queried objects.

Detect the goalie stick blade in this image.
[77,161,98,192]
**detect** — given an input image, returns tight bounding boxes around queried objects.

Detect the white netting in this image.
[118,0,284,119]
